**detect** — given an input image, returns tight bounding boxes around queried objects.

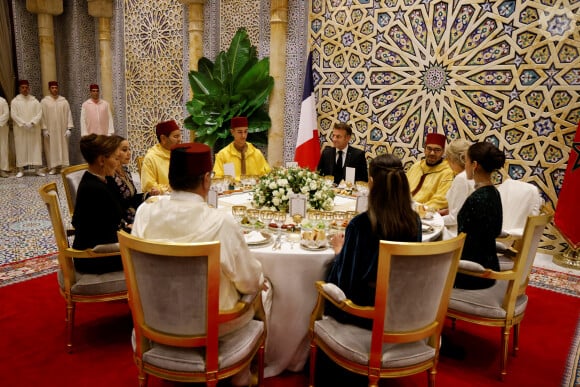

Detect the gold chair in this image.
[117,231,266,387]
[308,234,466,387]
[447,213,553,380]
[61,163,88,217]
[39,182,127,352]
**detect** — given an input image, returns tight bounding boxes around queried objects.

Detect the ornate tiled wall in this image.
[310,0,580,252]
[123,0,186,162]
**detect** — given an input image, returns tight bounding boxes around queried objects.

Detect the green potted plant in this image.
[184,27,275,151]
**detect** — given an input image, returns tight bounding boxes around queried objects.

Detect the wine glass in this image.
[259,210,274,229]
[273,211,287,248]
[321,211,334,232]
[333,211,346,230]
[232,205,247,225]
[246,209,260,229]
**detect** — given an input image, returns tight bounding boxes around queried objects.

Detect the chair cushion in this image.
[57,269,127,295]
[449,282,528,319]
[140,320,264,373]
[314,317,435,368]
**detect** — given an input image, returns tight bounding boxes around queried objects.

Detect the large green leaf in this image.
[213,52,229,85]
[227,28,252,82]
[197,57,214,78]
[188,71,220,96]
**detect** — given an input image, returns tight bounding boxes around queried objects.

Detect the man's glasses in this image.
[425,146,443,154]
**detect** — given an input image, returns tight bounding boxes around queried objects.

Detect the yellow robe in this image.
[140,143,170,193]
[406,159,454,210]
[213,142,271,180]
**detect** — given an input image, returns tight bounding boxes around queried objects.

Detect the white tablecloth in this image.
[217,192,444,377]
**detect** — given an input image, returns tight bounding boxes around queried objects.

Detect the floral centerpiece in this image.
[251,166,335,212]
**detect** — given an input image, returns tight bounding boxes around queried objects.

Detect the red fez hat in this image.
[425,133,447,149]
[169,142,213,180]
[18,80,29,86]
[231,116,248,129]
[89,84,99,90]
[156,120,180,138]
[48,81,58,87]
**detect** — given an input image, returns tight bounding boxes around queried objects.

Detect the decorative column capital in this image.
[87,0,113,18]
[26,0,63,15]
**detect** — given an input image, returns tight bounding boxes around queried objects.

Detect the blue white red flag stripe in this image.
[294,51,320,171]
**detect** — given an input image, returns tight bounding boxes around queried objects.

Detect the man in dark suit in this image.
[317,122,368,184]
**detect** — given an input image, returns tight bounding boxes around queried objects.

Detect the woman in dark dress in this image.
[325,154,422,329]
[111,135,145,224]
[454,141,506,289]
[72,134,125,274]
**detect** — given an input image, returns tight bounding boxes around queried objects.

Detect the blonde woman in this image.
[440,139,474,239]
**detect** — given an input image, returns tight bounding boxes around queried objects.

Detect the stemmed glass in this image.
[232,205,247,225]
[321,211,335,233]
[246,209,260,230]
[272,211,287,249]
[259,210,274,229]
[333,211,346,230]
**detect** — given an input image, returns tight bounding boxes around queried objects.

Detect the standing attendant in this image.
[10,80,44,177]
[455,141,506,290]
[41,81,74,174]
[316,122,368,185]
[80,84,114,136]
[0,95,9,177]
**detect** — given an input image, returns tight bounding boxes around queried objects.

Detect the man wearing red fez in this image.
[41,81,74,174]
[213,116,271,180]
[80,83,114,136]
[132,143,269,368]
[140,119,182,194]
[406,132,455,210]
[10,80,44,177]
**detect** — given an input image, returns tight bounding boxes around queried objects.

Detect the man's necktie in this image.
[241,149,246,175]
[334,150,343,184]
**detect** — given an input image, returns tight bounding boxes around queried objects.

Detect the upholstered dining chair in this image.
[308,234,466,387]
[61,163,88,217]
[447,213,553,380]
[496,179,543,250]
[39,182,127,352]
[117,230,266,387]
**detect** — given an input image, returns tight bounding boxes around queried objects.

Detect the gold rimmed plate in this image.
[300,242,329,251]
[244,231,273,246]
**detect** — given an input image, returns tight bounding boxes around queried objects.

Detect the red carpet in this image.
[0,273,577,387]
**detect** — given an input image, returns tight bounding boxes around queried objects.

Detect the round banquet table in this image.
[218,192,444,377]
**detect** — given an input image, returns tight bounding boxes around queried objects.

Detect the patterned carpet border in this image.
[529,267,580,298]
[0,253,59,287]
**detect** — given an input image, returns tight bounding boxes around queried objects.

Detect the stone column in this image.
[26,0,63,97]
[268,0,288,167]
[179,0,205,72]
[87,0,114,112]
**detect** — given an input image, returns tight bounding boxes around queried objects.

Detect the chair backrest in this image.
[117,231,221,363]
[61,164,88,216]
[497,179,543,234]
[39,182,72,254]
[369,234,465,364]
[510,213,553,296]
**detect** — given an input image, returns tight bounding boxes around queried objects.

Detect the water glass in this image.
[232,205,247,224]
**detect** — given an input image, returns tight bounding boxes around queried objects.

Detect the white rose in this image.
[269,182,278,190]
[272,197,280,206]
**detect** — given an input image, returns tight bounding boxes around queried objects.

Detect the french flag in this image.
[294,52,320,170]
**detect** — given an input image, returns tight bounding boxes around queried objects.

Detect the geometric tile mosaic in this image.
[310,0,580,252]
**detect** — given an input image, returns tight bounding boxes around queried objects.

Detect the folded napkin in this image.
[245,231,266,243]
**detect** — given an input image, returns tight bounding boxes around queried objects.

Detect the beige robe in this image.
[41,95,73,168]
[0,97,9,171]
[80,98,114,136]
[10,94,43,168]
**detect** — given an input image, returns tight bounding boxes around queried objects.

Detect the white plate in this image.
[300,243,329,251]
[422,224,434,233]
[244,231,273,246]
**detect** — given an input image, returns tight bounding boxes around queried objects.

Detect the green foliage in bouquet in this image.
[184,27,274,150]
[251,167,336,212]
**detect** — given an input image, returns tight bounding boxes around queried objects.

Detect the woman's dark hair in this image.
[468,142,505,173]
[367,154,418,240]
[79,134,120,164]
